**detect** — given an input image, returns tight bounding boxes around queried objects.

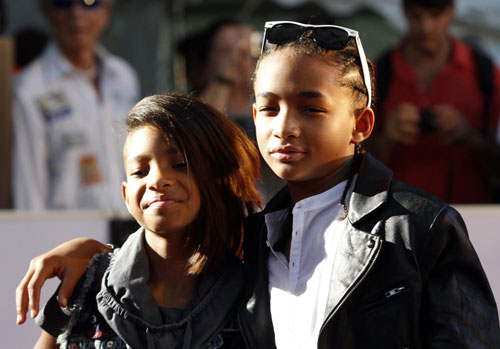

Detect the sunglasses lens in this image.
[262,22,371,107]
[314,28,351,50]
[52,0,101,10]
[52,0,72,9]
[267,24,303,45]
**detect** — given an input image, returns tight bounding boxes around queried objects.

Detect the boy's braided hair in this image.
[255,30,376,111]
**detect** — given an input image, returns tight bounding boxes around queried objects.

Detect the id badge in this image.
[80,155,102,185]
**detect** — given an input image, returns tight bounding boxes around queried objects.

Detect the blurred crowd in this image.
[1,0,499,211]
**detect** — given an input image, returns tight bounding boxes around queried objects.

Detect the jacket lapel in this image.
[323,223,384,322]
[324,153,392,321]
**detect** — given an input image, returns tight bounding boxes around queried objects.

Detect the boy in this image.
[235,21,500,348]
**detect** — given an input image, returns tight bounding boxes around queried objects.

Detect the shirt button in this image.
[367,239,375,248]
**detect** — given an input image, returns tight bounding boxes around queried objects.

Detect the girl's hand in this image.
[15,238,110,324]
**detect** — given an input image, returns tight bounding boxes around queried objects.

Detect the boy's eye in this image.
[302,107,325,114]
[257,105,279,116]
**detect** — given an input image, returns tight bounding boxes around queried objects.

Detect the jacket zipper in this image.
[319,238,383,337]
[356,283,409,314]
[237,312,251,349]
[385,285,407,299]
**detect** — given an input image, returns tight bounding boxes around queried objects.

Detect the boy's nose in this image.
[272,110,300,139]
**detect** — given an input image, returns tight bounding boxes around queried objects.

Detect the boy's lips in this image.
[269,145,305,162]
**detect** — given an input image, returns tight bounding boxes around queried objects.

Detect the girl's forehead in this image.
[127,125,180,149]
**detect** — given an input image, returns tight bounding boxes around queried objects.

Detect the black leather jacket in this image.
[238,153,500,348]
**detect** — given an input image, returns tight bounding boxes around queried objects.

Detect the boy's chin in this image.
[271,168,308,183]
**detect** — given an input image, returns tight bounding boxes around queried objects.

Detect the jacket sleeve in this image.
[12,90,49,209]
[421,206,500,347]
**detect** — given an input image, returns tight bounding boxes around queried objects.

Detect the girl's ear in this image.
[351,107,375,144]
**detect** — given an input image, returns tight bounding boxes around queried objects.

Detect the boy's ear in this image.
[121,181,131,213]
[351,107,375,144]
[252,103,257,122]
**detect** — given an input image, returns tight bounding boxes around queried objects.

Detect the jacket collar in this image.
[263,186,292,214]
[97,228,244,349]
[348,153,392,225]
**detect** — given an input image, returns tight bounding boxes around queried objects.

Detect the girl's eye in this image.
[131,169,148,177]
[172,162,187,169]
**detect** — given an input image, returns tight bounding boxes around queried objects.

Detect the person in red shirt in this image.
[368,0,500,203]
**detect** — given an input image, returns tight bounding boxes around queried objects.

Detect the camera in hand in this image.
[420,109,437,133]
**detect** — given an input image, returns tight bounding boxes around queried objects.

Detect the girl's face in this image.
[253,49,363,196]
[121,125,201,236]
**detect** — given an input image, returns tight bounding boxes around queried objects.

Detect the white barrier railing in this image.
[1,206,498,346]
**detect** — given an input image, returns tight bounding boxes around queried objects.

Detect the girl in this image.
[31,93,261,348]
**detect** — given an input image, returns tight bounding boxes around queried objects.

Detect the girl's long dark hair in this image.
[126,93,261,274]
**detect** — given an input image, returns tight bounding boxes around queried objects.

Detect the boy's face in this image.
[121,125,201,236]
[253,50,361,193]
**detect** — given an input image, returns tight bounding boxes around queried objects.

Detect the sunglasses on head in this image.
[261,21,372,108]
[52,0,102,10]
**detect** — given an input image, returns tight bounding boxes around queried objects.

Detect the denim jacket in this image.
[37,229,246,349]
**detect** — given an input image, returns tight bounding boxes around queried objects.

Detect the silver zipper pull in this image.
[385,286,406,299]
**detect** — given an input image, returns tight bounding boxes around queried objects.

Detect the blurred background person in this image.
[12,0,140,210]
[178,18,257,139]
[179,18,284,202]
[367,0,500,203]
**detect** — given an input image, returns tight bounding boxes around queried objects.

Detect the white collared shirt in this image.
[266,178,355,348]
[12,41,139,210]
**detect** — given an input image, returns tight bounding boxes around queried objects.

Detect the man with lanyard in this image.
[12,0,139,210]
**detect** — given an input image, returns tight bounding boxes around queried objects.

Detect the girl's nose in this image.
[147,166,175,190]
